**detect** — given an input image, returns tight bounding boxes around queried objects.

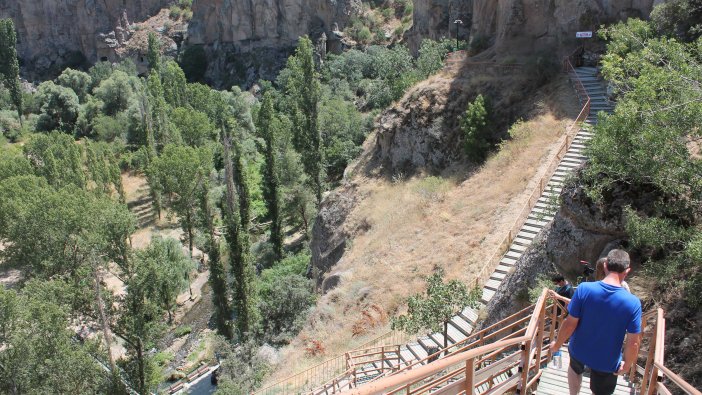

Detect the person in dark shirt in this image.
[552,274,574,299]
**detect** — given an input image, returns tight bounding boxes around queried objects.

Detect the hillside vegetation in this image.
[0,10,463,391]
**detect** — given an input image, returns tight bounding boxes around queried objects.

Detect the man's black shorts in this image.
[570,354,618,395]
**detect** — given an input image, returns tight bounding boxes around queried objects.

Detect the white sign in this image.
[576,31,593,38]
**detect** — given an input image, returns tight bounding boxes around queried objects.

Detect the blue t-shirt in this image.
[568,281,642,373]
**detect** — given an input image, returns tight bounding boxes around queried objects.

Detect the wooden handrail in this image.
[654,364,702,395]
[337,292,699,395]
[343,289,551,395]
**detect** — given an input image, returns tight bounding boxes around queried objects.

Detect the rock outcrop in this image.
[408,0,663,55]
[481,172,663,324]
[0,0,169,77]
[308,183,362,288]
[186,0,361,87]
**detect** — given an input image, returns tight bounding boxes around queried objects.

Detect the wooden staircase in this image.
[308,60,613,395]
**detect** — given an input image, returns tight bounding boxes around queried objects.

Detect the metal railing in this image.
[472,54,592,289]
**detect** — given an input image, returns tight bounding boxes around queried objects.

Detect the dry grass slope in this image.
[265,74,581,383]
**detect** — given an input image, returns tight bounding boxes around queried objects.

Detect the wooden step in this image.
[481,288,496,303]
[449,315,473,336]
[504,250,522,260]
[445,323,467,343]
[485,279,502,291]
[494,264,514,274]
[500,256,518,265]
[490,271,507,281]
[407,343,428,361]
[418,336,440,351]
[512,236,533,246]
[460,307,479,323]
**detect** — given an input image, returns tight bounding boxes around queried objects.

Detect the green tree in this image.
[0,19,22,126]
[460,94,491,162]
[284,36,323,203]
[147,32,161,74]
[116,269,166,395]
[23,133,85,188]
[392,268,480,353]
[161,60,187,107]
[416,39,451,78]
[0,145,32,181]
[0,176,135,277]
[35,81,81,132]
[0,284,111,394]
[171,106,216,147]
[200,181,233,339]
[222,129,258,340]
[212,338,270,395]
[582,19,702,305]
[57,68,93,103]
[146,71,178,149]
[258,92,283,260]
[258,254,314,344]
[147,144,212,258]
[94,70,135,116]
[133,237,194,323]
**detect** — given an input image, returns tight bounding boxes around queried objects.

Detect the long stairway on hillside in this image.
[310,66,614,395]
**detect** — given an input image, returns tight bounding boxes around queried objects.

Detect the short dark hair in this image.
[551,274,565,283]
[606,249,630,273]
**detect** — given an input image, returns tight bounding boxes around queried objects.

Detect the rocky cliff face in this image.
[408,0,663,54]
[0,0,169,77]
[186,0,360,87]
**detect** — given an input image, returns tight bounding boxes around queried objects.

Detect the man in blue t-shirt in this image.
[549,249,642,395]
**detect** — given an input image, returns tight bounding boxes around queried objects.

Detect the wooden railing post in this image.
[547,301,557,361]
[534,302,547,376]
[464,357,476,395]
[519,340,532,394]
[640,317,657,395]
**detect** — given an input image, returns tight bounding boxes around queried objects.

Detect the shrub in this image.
[357,26,372,43]
[461,94,491,162]
[169,5,181,20]
[178,0,192,8]
[174,325,192,337]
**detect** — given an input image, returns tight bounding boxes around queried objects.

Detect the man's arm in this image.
[617,332,642,375]
[549,315,579,354]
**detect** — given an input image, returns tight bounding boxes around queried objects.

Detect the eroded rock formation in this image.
[0,0,169,77]
[186,0,361,87]
[408,0,663,54]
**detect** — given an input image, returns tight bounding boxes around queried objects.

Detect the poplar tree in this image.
[286,36,323,204]
[0,19,23,125]
[258,92,283,260]
[200,181,233,339]
[146,32,161,74]
[221,126,258,339]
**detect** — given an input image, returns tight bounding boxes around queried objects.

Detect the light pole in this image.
[454,19,463,51]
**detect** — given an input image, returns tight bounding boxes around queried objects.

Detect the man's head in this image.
[551,274,566,286]
[605,249,631,274]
